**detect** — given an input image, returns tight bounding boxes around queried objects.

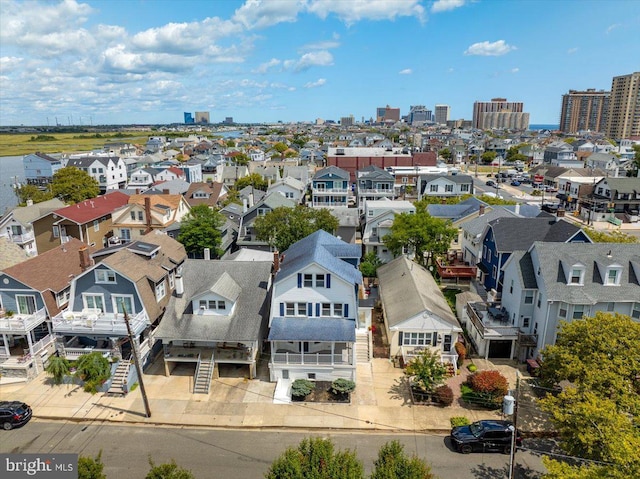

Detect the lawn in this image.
[0,132,151,156]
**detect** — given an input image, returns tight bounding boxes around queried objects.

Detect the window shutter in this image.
[297,273,302,288]
[279,303,284,316]
[307,303,313,316]
[326,274,331,288]
[344,304,349,317]
[432,332,438,346]
[398,331,403,346]
[316,303,320,317]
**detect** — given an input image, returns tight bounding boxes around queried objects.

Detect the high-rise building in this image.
[195,111,210,124]
[407,105,432,125]
[606,72,640,139]
[472,98,528,129]
[559,89,610,133]
[434,104,450,125]
[340,115,355,127]
[184,112,194,124]
[376,105,400,123]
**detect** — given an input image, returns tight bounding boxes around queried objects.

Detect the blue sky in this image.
[1,0,639,126]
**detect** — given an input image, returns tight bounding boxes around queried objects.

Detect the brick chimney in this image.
[557,208,565,218]
[79,246,91,271]
[273,250,280,273]
[163,189,170,195]
[144,196,152,233]
[479,204,485,216]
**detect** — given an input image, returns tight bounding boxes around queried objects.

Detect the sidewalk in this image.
[1,358,514,434]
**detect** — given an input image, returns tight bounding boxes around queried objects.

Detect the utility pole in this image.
[122,306,152,418]
[508,370,520,479]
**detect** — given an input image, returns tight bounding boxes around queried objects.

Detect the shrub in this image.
[78,451,106,479]
[467,363,477,373]
[405,349,448,393]
[291,379,315,398]
[75,352,111,394]
[468,370,509,397]
[454,342,466,365]
[45,356,70,384]
[146,459,195,479]
[450,416,471,428]
[434,385,454,406]
[331,378,356,396]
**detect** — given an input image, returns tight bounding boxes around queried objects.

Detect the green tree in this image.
[382,207,456,267]
[272,142,288,158]
[539,313,640,479]
[360,251,383,278]
[371,441,436,479]
[233,152,250,166]
[291,135,308,148]
[177,204,224,257]
[476,195,516,206]
[439,148,452,161]
[78,451,106,479]
[146,459,195,479]
[75,351,111,394]
[480,151,497,164]
[235,173,268,191]
[14,184,54,205]
[45,356,70,384]
[626,144,640,177]
[226,139,236,147]
[50,167,100,204]
[404,349,448,393]
[254,205,338,252]
[584,228,637,243]
[265,437,364,479]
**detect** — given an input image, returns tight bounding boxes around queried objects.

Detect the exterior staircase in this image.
[106,359,131,396]
[194,353,214,394]
[356,330,371,363]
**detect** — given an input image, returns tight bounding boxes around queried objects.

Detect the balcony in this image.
[465,302,519,340]
[0,308,47,333]
[7,230,35,244]
[163,343,254,363]
[271,352,351,365]
[52,309,149,335]
[436,257,477,281]
[313,188,349,195]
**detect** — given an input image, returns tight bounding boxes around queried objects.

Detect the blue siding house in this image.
[479,217,591,293]
[311,166,350,208]
[23,152,65,186]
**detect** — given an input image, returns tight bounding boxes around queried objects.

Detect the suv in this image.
[451,420,522,454]
[0,401,32,430]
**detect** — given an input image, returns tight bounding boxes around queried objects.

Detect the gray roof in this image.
[601,177,640,194]
[268,317,356,341]
[357,165,394,180]
[488,218,585,253]
[428,197,485,221]
[154,260,272,342]
[531,242,640,303]
[313,165,350,180]
[420,174,473,184]
[461,207,519,237]
[507,251,538,289]
[330,207,359,227]
[144,179,190,195]
[377,256,459,329]
[9,198,65,225]
[278,230,362,286]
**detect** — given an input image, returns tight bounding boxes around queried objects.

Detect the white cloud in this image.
[567,47,578,54]
[511,67,519,73]
[431,0,466,13]
[253,58,282,74]
[606,23,621,34]
[464,40,516,56]
[299,39,341,52]
[304,78,327,88]
[399,68,413,75]
[233,0,306,29]
[0,56,24,73]
[284,50,334,71]
[307,0,425,25]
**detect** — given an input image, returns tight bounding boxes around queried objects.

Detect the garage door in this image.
[488,340,512,359]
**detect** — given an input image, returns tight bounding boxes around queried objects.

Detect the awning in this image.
[268,317,356,342]
[476,262,489,274]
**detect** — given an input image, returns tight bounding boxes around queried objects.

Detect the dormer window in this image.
[605,267,621,285]
[96,269,116,283]
[569,268,584,285]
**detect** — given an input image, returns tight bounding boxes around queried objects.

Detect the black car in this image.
[451,420,522,454]
[485,180,496,187]
[0,401,32,430]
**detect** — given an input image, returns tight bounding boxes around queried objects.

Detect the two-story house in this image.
[355,166,395,213]
[0,198,65,257]
[23,152,66,186]
[498,242,640,360]
[184,182,228,209]
[268,230,362,386]
[178,160,203,183]
[418,174,474,199]
[586,177,640,223]
[236,193,297,252]
[111,194,191,242]
[126,167,160,190]
[311,166,350,208]
[33,192,130,254]
[0,239,95,380]
[479,217,591,294]
[154,166,185,183]
[154,259,273,393]
[66,156,127,192]
[377,256,463,371]
[362,200,415,263]
[51,232,186,368]
[266,177,306,204]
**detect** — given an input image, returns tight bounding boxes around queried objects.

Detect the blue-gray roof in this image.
[428,196,485,221]
[268,317,356,341]
[278,230,362,285]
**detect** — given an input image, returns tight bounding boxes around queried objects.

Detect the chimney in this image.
[242,198,248,213]
[556,208,565,219]
[249,191,254,208]
[144,196,152,233]
[175,275,184,296]
[273,250,280,273]
[79,246,91,271]
[163,189,170,195]
[204,248,211,260]
[136,188,142,194]
[514,203,520,216]
[479,204,485,216]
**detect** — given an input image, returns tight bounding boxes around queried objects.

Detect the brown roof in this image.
[0,238,30,270]
[2,238,96,316]
[128,194,183,210]
[185,182,226,207]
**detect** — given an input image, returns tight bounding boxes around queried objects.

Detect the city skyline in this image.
[1,0,639,126]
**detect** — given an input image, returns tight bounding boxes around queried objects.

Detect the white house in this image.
[362,200,415,263]
[0,198,65,256]
[66,155,127,192]
[267,176,307,204]
[418,174,474,199]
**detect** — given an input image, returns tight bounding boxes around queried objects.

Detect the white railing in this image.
[313,188,349,194]
[8,231,35,243]
[31,334,55,354]
[52,309,148,334]
[359,188,393,195]
[64,347,112,360]
[0,308,47,332]
[272,352,350,365]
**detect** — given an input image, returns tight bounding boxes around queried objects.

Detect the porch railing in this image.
[272,352,350,365]
[64,347,112,360]
[0,308,47,332]
[52,309,148,334]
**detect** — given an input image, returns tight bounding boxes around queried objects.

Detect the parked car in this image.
[510,180,521,186]
[0,401,32,430]
[485,180,496,187]
[451,420,522,454]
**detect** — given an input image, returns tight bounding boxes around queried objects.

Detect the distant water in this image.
[0,155,23,214]
[529,124,559,131]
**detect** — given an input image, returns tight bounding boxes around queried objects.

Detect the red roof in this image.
[54,191,129,224]
[167,166,185,177]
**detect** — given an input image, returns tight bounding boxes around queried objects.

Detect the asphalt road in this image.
[1,421,548,479]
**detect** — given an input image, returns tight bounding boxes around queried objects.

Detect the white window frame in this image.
[321,303,331,316]
[82,293,105,312]
[112,294,135,315]
[56,287,71,307]
[303,274,313,287]
[15,294,37,315]
[569,268,584,285]
[632,303,640,319]
[286,302,296,316]
[572,304,586,320]
[605,268,620,286]
[95,269,116,284]
[403,332,432,346]
[169,273,175,289]
[315,274,325,288]
[524,291,534,304]
[53,225,60,238]
[155,280,166,301]
[334,303,343,317]
[93,220,99,232]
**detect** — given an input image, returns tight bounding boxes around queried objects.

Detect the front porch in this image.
[400,346,459,374]
[0,331,56,381]
[162,341,258,380]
